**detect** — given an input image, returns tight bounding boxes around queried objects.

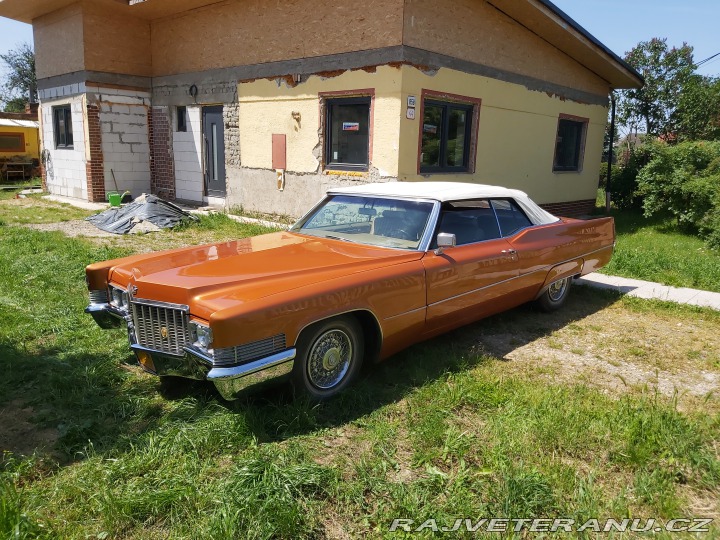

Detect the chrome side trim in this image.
[207,349,296,381]
[383,305,426,322]
[418,201,442,252]
[427,269,547,308]
[427,245,613,308]
[295,309,385,347]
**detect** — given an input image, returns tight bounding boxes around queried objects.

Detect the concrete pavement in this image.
[576,273,720,311]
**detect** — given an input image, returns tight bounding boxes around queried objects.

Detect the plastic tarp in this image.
[86,194,197,234]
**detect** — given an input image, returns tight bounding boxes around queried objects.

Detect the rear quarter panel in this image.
[509,216,615,283]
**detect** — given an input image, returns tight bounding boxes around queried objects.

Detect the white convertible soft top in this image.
[328,182,559,226]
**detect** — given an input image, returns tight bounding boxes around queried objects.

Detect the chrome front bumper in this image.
[86,303,296,400]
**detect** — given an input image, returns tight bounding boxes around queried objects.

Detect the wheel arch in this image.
[295,309,383,364]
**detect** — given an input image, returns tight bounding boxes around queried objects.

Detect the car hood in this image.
[108,231,423,319]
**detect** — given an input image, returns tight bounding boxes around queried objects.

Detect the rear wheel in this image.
[292,316,364,400]
[536,276,571,312]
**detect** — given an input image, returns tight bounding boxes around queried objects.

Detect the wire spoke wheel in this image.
[307,329,353,389]
[536,276,572,312]
[547,277,569,302]
[293,315,365,399]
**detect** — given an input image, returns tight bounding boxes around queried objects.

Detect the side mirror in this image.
[435,232,456,254]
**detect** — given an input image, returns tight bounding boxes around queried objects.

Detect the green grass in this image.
[1,215,719,538]
[598,204,720,293]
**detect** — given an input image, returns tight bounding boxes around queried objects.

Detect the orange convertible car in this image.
[86,182,614,400]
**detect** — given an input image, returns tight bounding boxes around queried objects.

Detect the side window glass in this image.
[436,200,502,246]
[491,199,533,237]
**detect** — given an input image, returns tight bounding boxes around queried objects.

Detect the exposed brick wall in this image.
[149,106,176,200]
[85,103,105,202]
[540,199,596,218]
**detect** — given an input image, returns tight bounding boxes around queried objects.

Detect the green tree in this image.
[0,43,36,112]
[618,38,695,139]
[675,75,720,142]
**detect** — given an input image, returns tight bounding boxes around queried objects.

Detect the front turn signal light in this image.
[136,351,156,374]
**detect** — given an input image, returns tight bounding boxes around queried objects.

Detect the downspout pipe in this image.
[605,92,617,214]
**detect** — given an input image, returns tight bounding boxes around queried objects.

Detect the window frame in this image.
[430,197,534,247]
[417,90,481,175]
[320,89,374,172]
[53,104,74,149]
[0,132,26,153]
[552,113,589,173]
[176,106,187,132]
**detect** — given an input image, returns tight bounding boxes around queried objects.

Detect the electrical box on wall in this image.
[272,134,287,191]
[272,134,286,169]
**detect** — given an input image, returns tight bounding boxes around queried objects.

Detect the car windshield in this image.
[292,195,435,250]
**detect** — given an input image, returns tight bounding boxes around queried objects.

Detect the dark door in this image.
[202,106,226,197]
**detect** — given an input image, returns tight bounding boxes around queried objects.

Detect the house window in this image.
[0,133,25,153]
[553,115,588,172]
[420,99,474,173]
[53,105,73,149]
[177,106,187,132]
[324,96,371,170]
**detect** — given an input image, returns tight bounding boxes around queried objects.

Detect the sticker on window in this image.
[423,124,437,134]
[342,122,360,131]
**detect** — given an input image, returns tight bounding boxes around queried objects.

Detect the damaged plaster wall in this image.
[229,66,401,217]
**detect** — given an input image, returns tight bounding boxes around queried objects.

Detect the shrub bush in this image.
[635,140,720,247]
[609,142,658,210]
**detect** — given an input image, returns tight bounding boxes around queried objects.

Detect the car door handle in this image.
[501,249,517,255]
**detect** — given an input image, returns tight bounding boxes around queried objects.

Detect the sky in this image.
[0,1,719,76]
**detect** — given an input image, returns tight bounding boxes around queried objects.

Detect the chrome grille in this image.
[89,289,109,304]
[131,300,189,355]
[214,334,286,367]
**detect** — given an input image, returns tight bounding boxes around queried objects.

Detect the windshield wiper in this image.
[324,234,357,243]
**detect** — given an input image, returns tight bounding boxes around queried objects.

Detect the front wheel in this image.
[291,316,364,400]
[535,277,571,312]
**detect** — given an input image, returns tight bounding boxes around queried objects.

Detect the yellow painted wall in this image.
[238,66,403,177]
[237,64,606,205]
[0,126,40,160]
[398,65,608,204]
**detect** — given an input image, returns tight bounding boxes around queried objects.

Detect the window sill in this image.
[552,169,582,174]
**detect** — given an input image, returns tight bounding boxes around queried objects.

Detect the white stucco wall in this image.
[40,95,88,200]
[172,106,204,202]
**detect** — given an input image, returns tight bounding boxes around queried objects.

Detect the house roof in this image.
[0,118,39,128]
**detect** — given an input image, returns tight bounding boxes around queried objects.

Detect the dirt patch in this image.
[24,219,118,238]
[477,300,720,410]
[0,399,58,458]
